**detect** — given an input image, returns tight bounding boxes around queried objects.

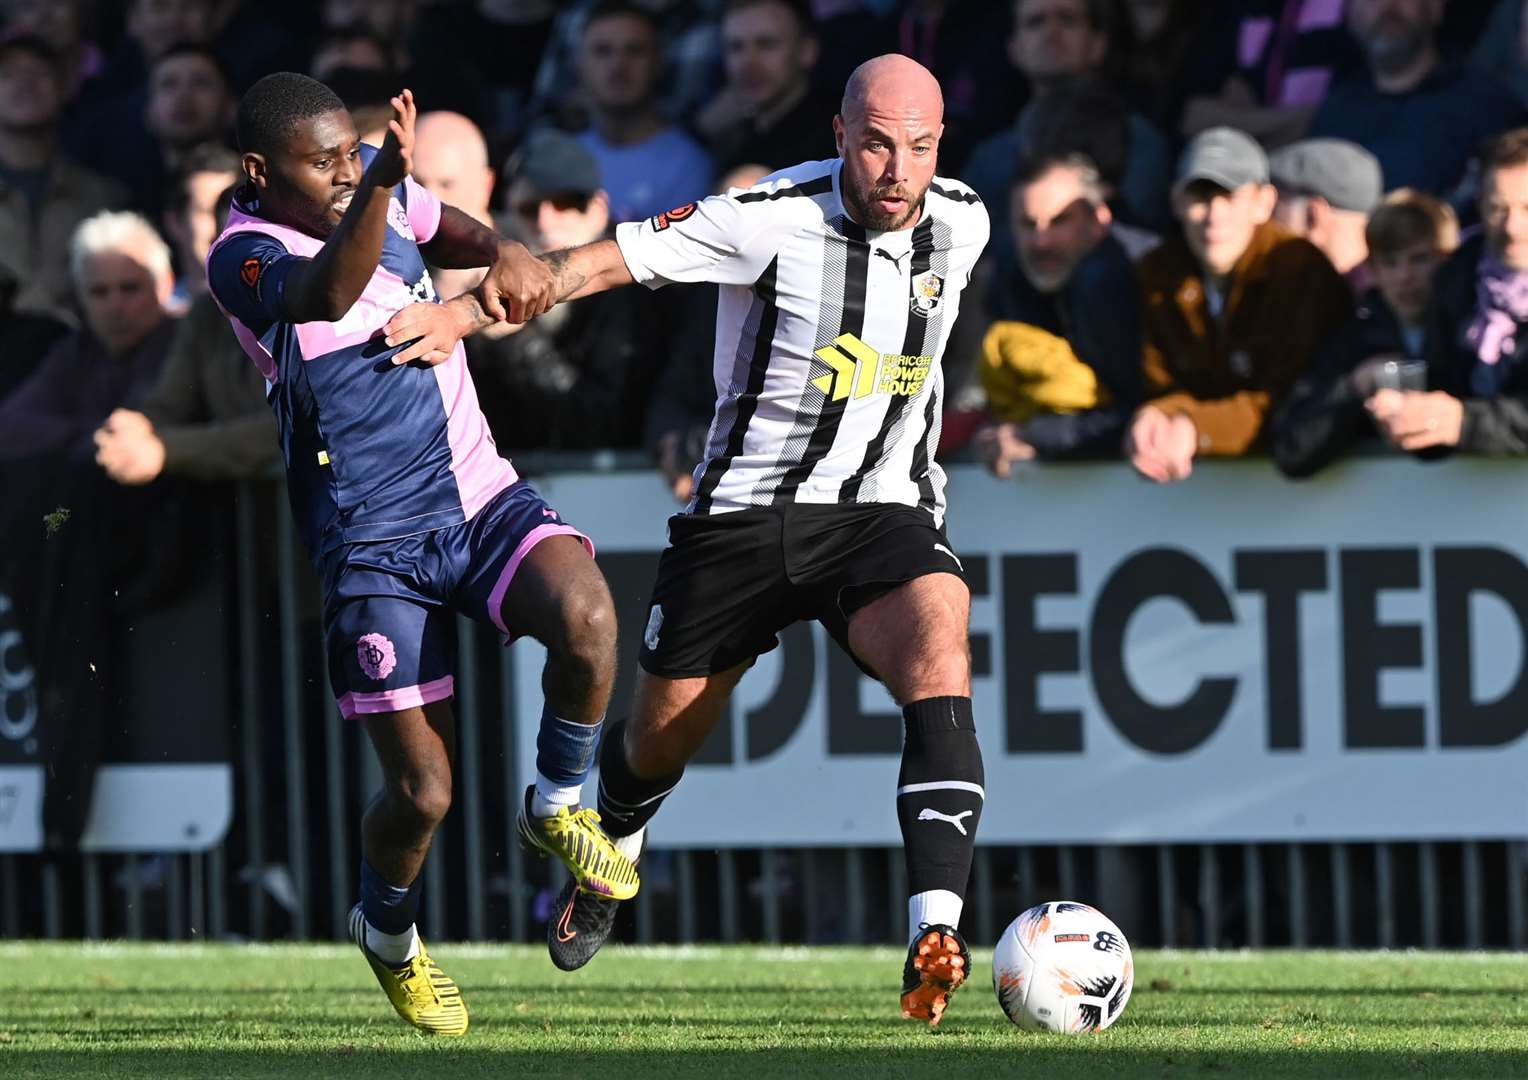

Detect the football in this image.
[992,901,1134,1033]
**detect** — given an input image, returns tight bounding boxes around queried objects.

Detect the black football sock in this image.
[896,696,984,939]
[595,718,683,840]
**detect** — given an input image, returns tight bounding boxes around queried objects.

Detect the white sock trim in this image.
[907,889,964,945]
[897,780,986,798]
[365,919,421,964]
[533,772,583,816]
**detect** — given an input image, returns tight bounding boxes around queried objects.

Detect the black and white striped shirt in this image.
[615,158,989,524]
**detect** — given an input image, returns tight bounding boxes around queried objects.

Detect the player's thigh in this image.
[326,582,457,725]
[360,698,458,814]
[452,481,601,645]
[845,572,972,703]
[626,662,752,776]
[638,509,793,682]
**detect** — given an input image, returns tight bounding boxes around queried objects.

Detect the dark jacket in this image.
[1138,221,1353,454]
[1273,288,1420,478]
[980,233,1142,458]
[707,89,839,178]
[466,286,659,451]
[0,316,175,461]
[1424,234,1528,454]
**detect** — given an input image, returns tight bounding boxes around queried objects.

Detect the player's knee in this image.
[551,590,617,674]
[889,640,970,703]
[393,770,452,830]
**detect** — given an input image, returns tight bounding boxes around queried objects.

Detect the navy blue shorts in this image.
[319,480,592,719]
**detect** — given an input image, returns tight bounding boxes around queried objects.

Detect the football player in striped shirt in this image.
[399,53,991,1026]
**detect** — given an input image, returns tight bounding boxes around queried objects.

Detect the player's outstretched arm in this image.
[422,207,556,323]
[542,240,636,302]
[281,90,417,323]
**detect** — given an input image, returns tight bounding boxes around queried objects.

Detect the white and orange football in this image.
[992,901,1134,1033]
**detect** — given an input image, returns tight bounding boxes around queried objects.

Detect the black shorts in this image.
[637,502,968,679]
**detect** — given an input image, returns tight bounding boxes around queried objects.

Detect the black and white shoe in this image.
[546,834,643,972]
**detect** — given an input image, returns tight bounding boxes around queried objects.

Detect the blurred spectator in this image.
[532,0,726,131]
[965,0,1171,234]
[90,0,216,102]
[0,35,126,321]
[1274,188,1458,476]
[571,1,714,222]
[0,211,175,460]
[470,130,659,449]
[1362,129,1528,457]
[695,0,837,175]
[1118,0,1204,132]
[320,0,416,44]
[1128,127,1352,482]
[1,0,103,97]
[94,291,277,485]
[412,110,499,301]
[1180,0,1362,147]
[1310,0,1526,198]
[971,152,1141,475]
[1471,0,1528,108]
[0,260,69,402]
[161,142,238,313]
[309,26,397,84]
[1269,136,1383,283]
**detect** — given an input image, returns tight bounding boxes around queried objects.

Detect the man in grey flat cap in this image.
[1271,137,1385,287]
[1128,126,1353,483]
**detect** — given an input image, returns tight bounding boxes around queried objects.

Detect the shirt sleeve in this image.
[207,232,304,326]
[614,191,790,289]
[403,174,442,243]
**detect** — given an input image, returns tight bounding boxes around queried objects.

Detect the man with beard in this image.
[204,74,639,1037]
[390,53,991,1027]
[1310,0,1524,198]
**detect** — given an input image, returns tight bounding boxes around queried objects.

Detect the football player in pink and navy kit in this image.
[207,74,637,1036]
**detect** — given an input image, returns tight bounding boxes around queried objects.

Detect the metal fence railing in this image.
[2,471,1525,948]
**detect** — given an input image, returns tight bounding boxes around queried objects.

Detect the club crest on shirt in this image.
[652,203,697,231]
[911,270,944,318]
[387,200,416,241]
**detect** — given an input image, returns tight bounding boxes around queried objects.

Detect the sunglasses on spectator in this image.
[513,193,592,218]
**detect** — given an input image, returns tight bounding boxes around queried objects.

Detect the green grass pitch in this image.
[4,942,1526,1078]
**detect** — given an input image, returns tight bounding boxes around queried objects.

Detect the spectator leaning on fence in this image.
[1274,188,1459,477]
[0,34,126,322]
[1364,128,1528,458]
[1269,137,1384,289]
[0,210,175,461]
[1128,126,1352,483]
[570,0,714,223]
[971,152,1141,476]
[1309,0,1526,200]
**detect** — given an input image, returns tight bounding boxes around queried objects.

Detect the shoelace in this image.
[394,954,444,1008]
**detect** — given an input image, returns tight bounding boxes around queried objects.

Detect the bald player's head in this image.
[834,54,944,232]
[412,110,494,218]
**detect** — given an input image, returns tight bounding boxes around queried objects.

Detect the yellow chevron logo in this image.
[812,333,882,401]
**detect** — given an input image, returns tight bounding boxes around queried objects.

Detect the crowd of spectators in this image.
[3,0,1528,492]
[6,0,1528,725]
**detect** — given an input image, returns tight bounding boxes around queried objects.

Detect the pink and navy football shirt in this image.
[207,144,515,558]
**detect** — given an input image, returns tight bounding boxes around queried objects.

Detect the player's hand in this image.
[369,88,417,189]
[1366,388,1463,450]
[383,299,475,366]
[656,430,696,503]
[481,240,557,323]
[93,408,167,485]
[973,422,1036,479]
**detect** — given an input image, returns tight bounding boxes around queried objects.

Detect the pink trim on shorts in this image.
[487,524,596,637]
[337,674,455,719]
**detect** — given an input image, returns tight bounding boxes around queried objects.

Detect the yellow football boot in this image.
[348,904,469,1036]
